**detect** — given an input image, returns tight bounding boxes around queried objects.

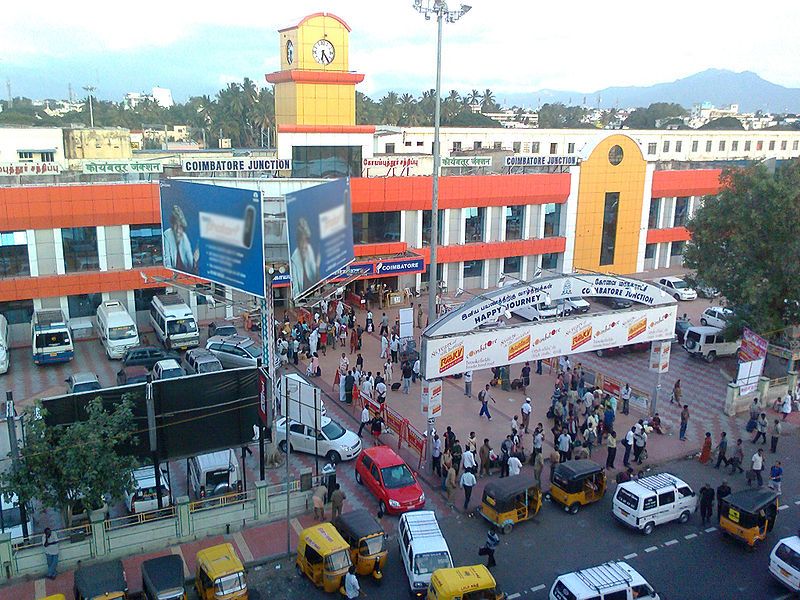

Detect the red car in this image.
[354,446,425,515]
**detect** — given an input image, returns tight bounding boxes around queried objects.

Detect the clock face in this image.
[286,40,294,65]
[312,39,335,65]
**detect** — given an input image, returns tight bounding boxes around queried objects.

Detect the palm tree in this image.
[252,87,275,147]
[379,92,400,125]
[481,88,498,113]
[398,93,419,126]
[467,89,482,106]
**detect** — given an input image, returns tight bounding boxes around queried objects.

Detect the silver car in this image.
[206,335,263,368]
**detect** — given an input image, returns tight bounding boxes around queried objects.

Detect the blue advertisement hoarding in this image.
[285,179,354,299]
[159,179,265,297]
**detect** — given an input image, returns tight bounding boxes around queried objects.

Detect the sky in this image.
[2,0,800,104]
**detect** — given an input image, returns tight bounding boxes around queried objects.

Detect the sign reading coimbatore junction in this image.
[182,158,291,173]
[421,274,678,380]
[505,155,579,167]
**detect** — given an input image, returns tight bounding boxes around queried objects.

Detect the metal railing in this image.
[11,521,91,551]
[104,506,177,531]
[189,488,254,514]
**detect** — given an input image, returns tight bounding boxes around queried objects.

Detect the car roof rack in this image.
[576,562,633,591]
[403,512,443,539]
[633,473,679,492]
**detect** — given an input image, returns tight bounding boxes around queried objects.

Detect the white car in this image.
[700,306,733,328]
[770,535,800,592]
[275,416,361,463]
[656,276,697,301]
[566,297,590,314]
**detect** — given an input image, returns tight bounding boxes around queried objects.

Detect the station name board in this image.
[182,158,291,173]
[505,155,579,167]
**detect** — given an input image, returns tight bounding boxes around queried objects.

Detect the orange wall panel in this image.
[646,226,691,244]
[353,242,407,257]
[651,169,722,198]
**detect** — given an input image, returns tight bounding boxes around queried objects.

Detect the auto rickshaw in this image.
[478,475,542,534]
[719,487,780,548]
[427,565,505,600]
[142,554,187,600]
[74,559,127,600]
[42,596,66,600]
[195,543,248,600]
[296,522,353,593]
[332,509,387,582]
[548,459,606,514]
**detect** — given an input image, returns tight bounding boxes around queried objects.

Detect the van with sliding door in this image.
[96,300,140,359]
[149,294,199,351]
[31,309,73,365]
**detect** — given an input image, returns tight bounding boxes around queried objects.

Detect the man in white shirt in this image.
[464,370,473,397]
[358,406,370,438]
[460,469,477,511]
[344,566,360,599]
[521,398,532,433]
[462,447,477,473]
[621,383,632,415]
[557,431,572,463]
[413,358,421,383]
[375,380,387,404]
[508,454,522,476]
[360,377,373,402]
[751,449,765,487]
[624,427,635,468]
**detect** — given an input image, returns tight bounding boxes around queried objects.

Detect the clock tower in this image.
[266,12,365,128]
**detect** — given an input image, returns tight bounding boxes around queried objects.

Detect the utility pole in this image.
[83,85,96,128]
[5,79,11,108]
[5,392,29,539]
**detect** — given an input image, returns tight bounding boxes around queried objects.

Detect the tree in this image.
[623,103,687,129]
[700,116,744,130]
[684,161,800,335]
[0,397,139,526]
[481,88,500,113]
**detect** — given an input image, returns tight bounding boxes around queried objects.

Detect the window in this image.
[732,140,739,151]
[0,231,30,277]
[794,141,799,151]
[671,241,685,256]
[719,140,726,151]
[0,299,33,325]
[134,287,166,312]
[493,141,502,150]
[352,212,401,245]
[464,207,485,243]
[769,140,776,151]
[599,192,619,266]
[757,141,763,150]
[531,142,540,154]
[781,140,787,151]
[505,206,524,240]
[608,145,623,165]
[404,141,412,147]
[675,140,682,152]
[643,496,657,511]
[658,491,675,506]
[416,141,423,147]
[463,259,484,279]
[648,198,661,229]
[543,204,562,237]
[678,486,693,499]
[645,244,656,259]
[291,145,362,178]
[385,143,395,153]
[452,141,462,152]
[705,140,712,152]
[17,151,33,161]
[420,263,443,285]
[567,142,575,153]
[745,140,752,151]
[41,152,55,163]
[62,227,99,273]
[473,141,482,150]
[67,293,103,319]
[130,225,163,267]
[663,140,670,153]
[541,253,559,270]
[549,142,557,154]
[691,140,699,152]
[512,141,521,153]
[674,197,689,227]
[503,256,521,275]
[422,210,444,247]
[647,143,656,155]
[604,591,627,600]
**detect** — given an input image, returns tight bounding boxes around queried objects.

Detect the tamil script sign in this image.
[505,155,579,167]
[440,156,492,168]
[422,304,677,379]
[0,162,60,176]
[182,158,291,173]
[83,161,163,174]
[362,156,431,177]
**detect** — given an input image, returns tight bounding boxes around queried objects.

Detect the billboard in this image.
[422,305,677,380]
[160,180,265,297]
[737,328,768,395]
[285,179,354,300]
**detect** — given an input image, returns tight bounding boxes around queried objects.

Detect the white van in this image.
[0,314,9,374]
[149,294,199,351]
[612,473,697,535]
[188,449,241,500]
[770,535,800,592]
[398,510,453,598]
[0,494,33,541]
[550,562,660,600]
[683,326,740,363]
[31,309,74,365]
[96,300,140,359]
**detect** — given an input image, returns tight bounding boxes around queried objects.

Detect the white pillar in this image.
[26,229,38,277]
[560,167,580,272]
[122,224,133,270]
[636,163,656,272]
[54,228,65,275]
[499,206,507,242]
[97,226,108,271]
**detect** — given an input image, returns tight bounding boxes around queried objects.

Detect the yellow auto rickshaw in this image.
[719,487,780,548]
[42,595,67,600]
[427,565,505,600]
[296,522,353,593]
[195,543,248,600]
[478,475,542,534]
[333,509,387,582]
[548,459,606,514]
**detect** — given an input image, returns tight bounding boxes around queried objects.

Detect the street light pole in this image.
[83,85,96,128]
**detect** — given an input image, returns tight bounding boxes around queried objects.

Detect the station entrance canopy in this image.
[420,274,677,380]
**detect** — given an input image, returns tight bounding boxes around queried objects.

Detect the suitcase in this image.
[391,382,402,391]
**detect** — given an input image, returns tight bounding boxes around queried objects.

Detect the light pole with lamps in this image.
[413,0,471,467]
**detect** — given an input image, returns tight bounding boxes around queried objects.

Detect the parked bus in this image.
[31,309,73,365]
[149,294,199,351]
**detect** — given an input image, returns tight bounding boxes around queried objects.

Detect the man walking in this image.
[752,412,768,445]
[462,445,477,474]
[771,419,782,453]
[750,448,765,487]
[557,430,572,464]
[479,530,500,568]
[679,405,690,441]
[478,384,495,420]
[521,398,532,433]
[769,461,783,493]
[716,480,731,517]
[714,432,729,469]
[390,334,400,364]
[43,527,59,580]
[380,312,389,336]
[460,468,477,511]
[431,434,442,476]
[621,383,632,415]
[344,370,355,404]
[532,424,544,458]
[401,361,413,394]
[479,438,492,478]
[605,430,617,470]
[358,406,370,437]
[416,303,424,329]
[623,426,635,468]
[464,370,473,398]
[729,438,745,474]
[699,483,715,526]
[500,435,512,478]
[330,483,347,519]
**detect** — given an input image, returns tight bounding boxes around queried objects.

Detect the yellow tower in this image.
[266,13,365,128]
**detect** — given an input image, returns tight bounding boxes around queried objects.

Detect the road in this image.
[246,431,799,600]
